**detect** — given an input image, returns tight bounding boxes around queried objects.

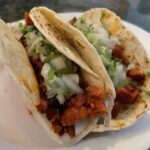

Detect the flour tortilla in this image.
[72,8,150,132]
[0,8,115,145]
[29,7,116,127]
[0,18,98,145]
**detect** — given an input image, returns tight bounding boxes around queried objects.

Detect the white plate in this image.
[0,12,150,150]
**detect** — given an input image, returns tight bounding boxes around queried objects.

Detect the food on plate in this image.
[0,7,115,145]
[70,8,150,131]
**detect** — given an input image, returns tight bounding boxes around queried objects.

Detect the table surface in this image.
[0,0,150,32]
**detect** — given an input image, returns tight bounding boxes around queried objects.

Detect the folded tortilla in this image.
[0,7,115,145]
[29,7,115,136]
[71,8,150,132]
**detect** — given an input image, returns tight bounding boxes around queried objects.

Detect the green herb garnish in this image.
[18,22,24,32]
[128,79,150,94]
[74,18,91,36]
[23,26,35,33]
[146,71,150,77]
[48,69,55,80]
[33,48,40,54]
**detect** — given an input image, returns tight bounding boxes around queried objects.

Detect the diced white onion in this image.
[91,24,107,34]
[26,31,38,47]
[45,83,56,99]
[62,75,82,94]
[40,53,46,62]
[54,77,66,90]
[39,47,47,62]
[56,94,65,104]
[41,63,51,80]
[94,33,119,50]
[28,36,43,54]
[86,20,120,50]
[50,57,66,70]
[64,74,79,84]
[127,63,136,70]
[113,64,126,87]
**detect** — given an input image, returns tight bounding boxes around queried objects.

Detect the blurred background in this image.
[0,0,150,32]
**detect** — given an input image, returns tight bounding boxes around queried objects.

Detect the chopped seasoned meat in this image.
[24,11,33,26]
[36,99,48,113]
[30,57,44,70]
[30,57,44,83]
[126,84,136,92]
[61,86,106,126]
[52,120,64,136]
[49,99,61,109]
[46,108,60,121]
[69,17,77,25]
[39,84,46,97]
[67,92,85,108]
[127,68,145,84]
[116,85,140,104]
[66,125,75,138]
[85,86,104,98]
[20,36,27,47]
[111,101,121,118]
[126,85,140,104]
[79,77,88,89]
[112,84,140,118]
[61,107,87,126]
[86,97,107,118]
[112,45,124,60]
[116,88,132,104]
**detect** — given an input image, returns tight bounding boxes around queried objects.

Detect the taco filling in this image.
[17,12,107,137]
[73,16,148,118]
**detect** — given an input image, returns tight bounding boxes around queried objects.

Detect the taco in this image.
[0,7,115,145]
[70,8,150,131]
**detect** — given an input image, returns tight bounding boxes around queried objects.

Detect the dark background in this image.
[0,0,150,32]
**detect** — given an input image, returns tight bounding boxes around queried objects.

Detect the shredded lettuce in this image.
[75,17,125,86]
[75,18,91,36]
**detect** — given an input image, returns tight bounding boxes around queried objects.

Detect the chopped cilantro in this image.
[48,69,55,80]
[146,71,150,77]
[128,79,150,94]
